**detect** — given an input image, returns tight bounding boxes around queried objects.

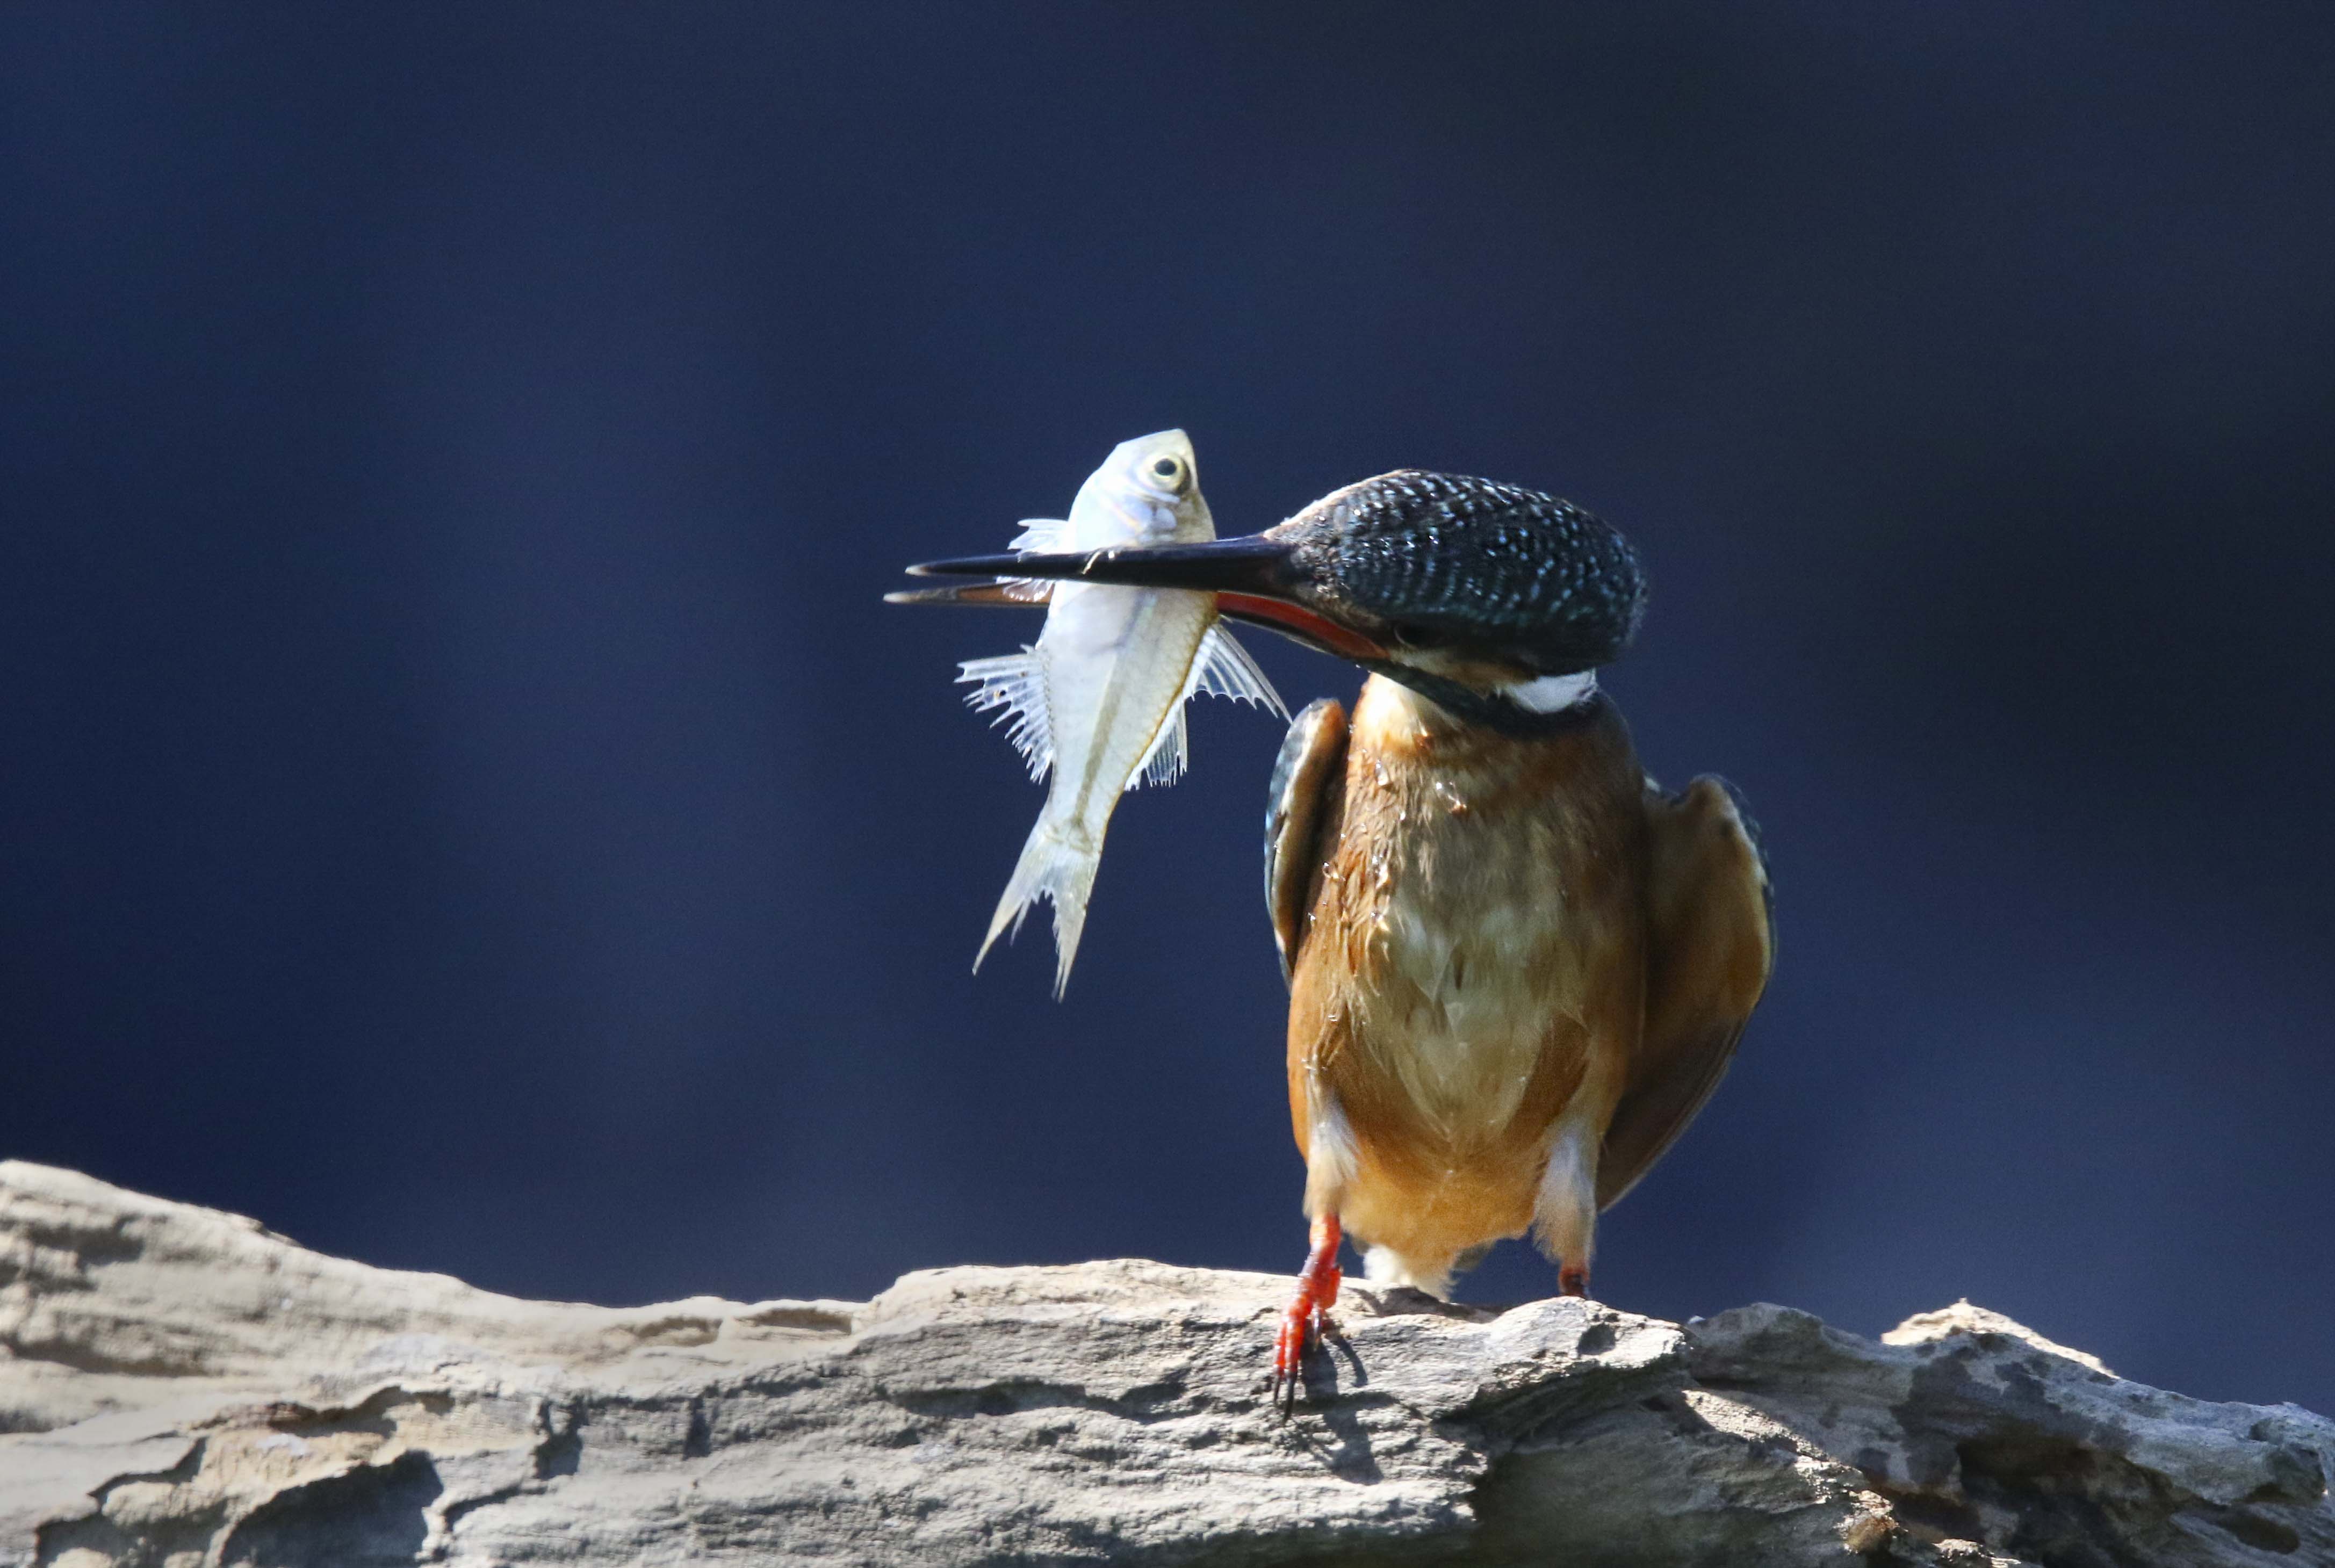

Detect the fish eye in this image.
[1150,456,1184,482]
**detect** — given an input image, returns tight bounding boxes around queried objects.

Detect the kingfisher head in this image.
[906,469,1648,730]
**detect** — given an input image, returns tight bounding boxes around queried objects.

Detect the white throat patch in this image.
[1502,671,1599,713]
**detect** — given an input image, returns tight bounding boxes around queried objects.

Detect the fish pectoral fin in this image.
[943,520,1072,617]
[958,647,1054,781]
[1190,624,1288,719]
[1128,703,1190,790]
[1008,517,1068,552]
[886,579,1051,608]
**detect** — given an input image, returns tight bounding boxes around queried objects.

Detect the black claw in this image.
[1272,1309,1327,1417]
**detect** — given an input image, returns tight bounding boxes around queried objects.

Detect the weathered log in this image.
[4,1162,2326,1565]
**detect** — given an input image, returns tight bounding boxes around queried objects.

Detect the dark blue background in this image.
[6,5,2331,1412]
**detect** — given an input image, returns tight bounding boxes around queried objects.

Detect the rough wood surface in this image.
[3,1161,2327,1566]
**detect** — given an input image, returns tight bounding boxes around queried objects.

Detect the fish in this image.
[940,430,1287,995]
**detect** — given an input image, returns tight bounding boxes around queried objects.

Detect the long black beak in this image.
[904,534,1297,595]
[900,533,1388,662]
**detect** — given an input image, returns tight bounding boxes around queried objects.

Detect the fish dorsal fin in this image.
[1129,704,1190,790]
[1190,624,1289,719]
[958,647,1053,781]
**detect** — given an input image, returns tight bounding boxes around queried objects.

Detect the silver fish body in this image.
[959,430,1285,994]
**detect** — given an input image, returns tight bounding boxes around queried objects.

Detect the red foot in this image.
[1558,1263,1590,1298]
[1271,1215,1343,1413]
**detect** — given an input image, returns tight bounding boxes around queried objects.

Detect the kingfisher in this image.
[903,468,1773,1409]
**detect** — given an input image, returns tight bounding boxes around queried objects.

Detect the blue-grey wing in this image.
[1263,697,1350,985]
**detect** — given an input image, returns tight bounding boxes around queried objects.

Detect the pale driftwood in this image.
[3,1161,2327,1566]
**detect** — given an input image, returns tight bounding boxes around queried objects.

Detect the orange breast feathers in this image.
[1286,677,1649,1270]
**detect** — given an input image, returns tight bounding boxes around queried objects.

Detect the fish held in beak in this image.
[906,532,1392,664]
[890,430,1288,995]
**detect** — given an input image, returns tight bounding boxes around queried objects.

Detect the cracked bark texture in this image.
[3,1162,2328,1567]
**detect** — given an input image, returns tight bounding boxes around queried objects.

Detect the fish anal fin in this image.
[958,647,1054,781]
[1129,703,1190,790]
[1127,624,1282,793]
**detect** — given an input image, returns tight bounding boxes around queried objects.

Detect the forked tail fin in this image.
[974,818,1102,998]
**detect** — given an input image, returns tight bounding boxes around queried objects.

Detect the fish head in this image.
[1069,429,1215,548]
